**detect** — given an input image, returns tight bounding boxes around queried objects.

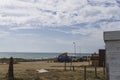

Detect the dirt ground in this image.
[0,61,105,80]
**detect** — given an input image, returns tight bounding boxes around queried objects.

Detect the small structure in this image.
[91,53,99,66]
[99,49,106,67]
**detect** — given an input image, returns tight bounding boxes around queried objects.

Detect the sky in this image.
[0,0,120,53]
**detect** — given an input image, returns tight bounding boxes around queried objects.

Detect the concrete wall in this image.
[104,31,120,80]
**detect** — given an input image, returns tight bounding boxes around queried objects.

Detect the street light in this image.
[73,42,76,56]
[78,46,81,57]
[70,42,76,71]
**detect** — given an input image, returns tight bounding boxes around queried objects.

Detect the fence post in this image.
[84,66,86,80]
[73,66,75,71]
[8,57,14,80]
[94,65,97,78]
[64,61,67,71]
[103,62,105,75]
[70,58,72,71]
[88,60,90,66]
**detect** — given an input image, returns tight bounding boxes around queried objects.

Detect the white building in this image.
[104,31,120,80]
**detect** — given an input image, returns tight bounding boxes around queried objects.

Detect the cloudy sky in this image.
[0,0,120,53]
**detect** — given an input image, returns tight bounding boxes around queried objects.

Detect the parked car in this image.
[57,57,71,62]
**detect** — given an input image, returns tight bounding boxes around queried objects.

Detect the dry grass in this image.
[0,61,105,80]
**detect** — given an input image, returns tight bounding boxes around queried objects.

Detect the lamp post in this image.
[70,42,76,70]
[78,46,81,57]
[73,42,76,56]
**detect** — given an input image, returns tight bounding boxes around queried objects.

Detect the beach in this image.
[0,61,105,80]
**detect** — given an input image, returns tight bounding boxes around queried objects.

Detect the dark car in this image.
[57,57,71,62]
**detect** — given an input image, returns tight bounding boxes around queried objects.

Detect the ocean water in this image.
[0,52,91,59]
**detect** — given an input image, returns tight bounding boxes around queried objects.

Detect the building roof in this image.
[104,31,120,41]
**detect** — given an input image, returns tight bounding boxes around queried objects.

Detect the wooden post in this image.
[8,57,14,80]
[84,66,86,80]
[73,66,75,71]
[103,62,105,75]
[95,65,97,78]
[64,61,67,71]
[70,58,72,71]
[89,60,91,66]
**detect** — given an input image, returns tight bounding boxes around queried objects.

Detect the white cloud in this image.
[9,26,40,30]
[0,0,120,52]
[0,0,119,30]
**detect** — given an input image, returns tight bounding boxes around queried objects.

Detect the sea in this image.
[0,52,91,59]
